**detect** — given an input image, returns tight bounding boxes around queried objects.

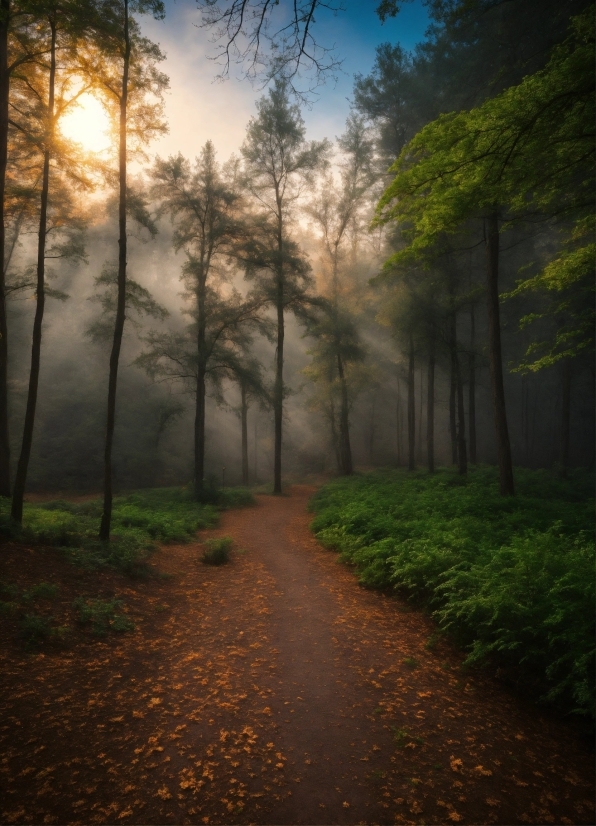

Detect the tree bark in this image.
[455,348,467,475]
[449,343,457,465]
[407,334,415,471]
[100,0,130,540]
[337,352,353,475]
[0,0,10,497]
[11,17,56,523]
[559,359,571,478]
[194,269,207,495]
[468,304,477,464]
[485,211,514,495]
[273,276,283,493]
[427,341,435,474]
[396,376,402,467]
[241,381,249,486]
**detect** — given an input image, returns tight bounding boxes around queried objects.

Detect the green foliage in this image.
[0,486,251,574]
[73,597,134,636]
[18,614,69,649]
[201,536,233,566]
[22,582,59,601]
[375,10,595,368]
[310,467,595,718]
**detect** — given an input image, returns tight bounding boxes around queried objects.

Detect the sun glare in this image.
[60,93,112,154]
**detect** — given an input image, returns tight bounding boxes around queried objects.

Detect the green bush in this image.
[201,536,233,566]
[310,467,595,719]
[73,597,134,636]
[22,582,59,601]
[0,485,251,575]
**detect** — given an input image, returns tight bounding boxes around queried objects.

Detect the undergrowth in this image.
[309,466,595,720]
[201,536,233,565]
[0,486,253,575]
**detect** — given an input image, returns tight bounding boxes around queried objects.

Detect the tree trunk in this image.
[100,0,130,540]
[468,304,477,464]
[241,382,249,486]
[455,349,467,475]
[559,359,571,478]
[449,343,457,465]
[0,0,10,497]
[396,376,402,467]
[427,341,435,474]
[11,17,56,524]
[273,278,283,494]
[194,364,206,493]
[407,334,415,471]
[485,211,514,495]
[337,352,353,475]
[329,396,340,470]
[194,270,207,495]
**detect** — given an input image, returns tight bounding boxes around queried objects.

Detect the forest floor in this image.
[0,486,594,826]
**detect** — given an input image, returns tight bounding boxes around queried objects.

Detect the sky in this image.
[139,0,430,163]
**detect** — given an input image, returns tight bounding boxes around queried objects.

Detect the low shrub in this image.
[201,536,233,566]
[73,597,134,636]
[310,466,595,719]
[0,485,251,575]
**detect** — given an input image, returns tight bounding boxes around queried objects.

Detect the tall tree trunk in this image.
[0,0,10,497]
[407,334,415,471]
[485,211,514,495]
[241,381,249,486]
[427,340,435,474]
[11,17,56,524]
[559,359,571,478]
[329,395,340,470]
[273,277,283,494]
[417,366,424,462]
[194,273,206,495]
[396,376,402,466]
[253,418,258,483]
[337,352,353,475]
[455,349,467,475]
[100,0,130,540]
[449,343,457,465]
[194,367,206,492]
[468,304,477,464]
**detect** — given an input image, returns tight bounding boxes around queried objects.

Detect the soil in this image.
[0,486,594,826]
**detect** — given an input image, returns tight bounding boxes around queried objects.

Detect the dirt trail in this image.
[0,487,594,825]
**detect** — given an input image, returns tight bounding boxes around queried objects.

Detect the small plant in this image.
[403,656,419,669]
[23,582,59,601]
[392,727,425,748]
[201,536,233,566]
[73,597,134,636]
[19,613,52,647]
[424,631,441,651]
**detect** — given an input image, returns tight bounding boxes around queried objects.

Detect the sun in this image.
[60,93,112,154]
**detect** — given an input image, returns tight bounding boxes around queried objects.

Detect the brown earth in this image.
[0,486,594,825]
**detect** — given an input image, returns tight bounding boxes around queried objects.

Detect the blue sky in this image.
[141,0,429,161]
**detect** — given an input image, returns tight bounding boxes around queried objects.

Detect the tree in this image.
[240,78,327,492]
[197,0,343,99]
[306,115,374,474]
[374,10,595,494]
[88,0,167,539]
[150,145,245,495]
[0,0,41,497]
[10,1,96,523]
[137,287,267,489]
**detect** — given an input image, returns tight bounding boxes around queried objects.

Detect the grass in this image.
[0,486,253,575]
[73,597,134,636]
[309,466,595,720]
[201,536,233,566]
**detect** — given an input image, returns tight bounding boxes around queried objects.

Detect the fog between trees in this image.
[2,0,594,513]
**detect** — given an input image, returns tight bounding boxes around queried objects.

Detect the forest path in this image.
[0,486,594,826]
